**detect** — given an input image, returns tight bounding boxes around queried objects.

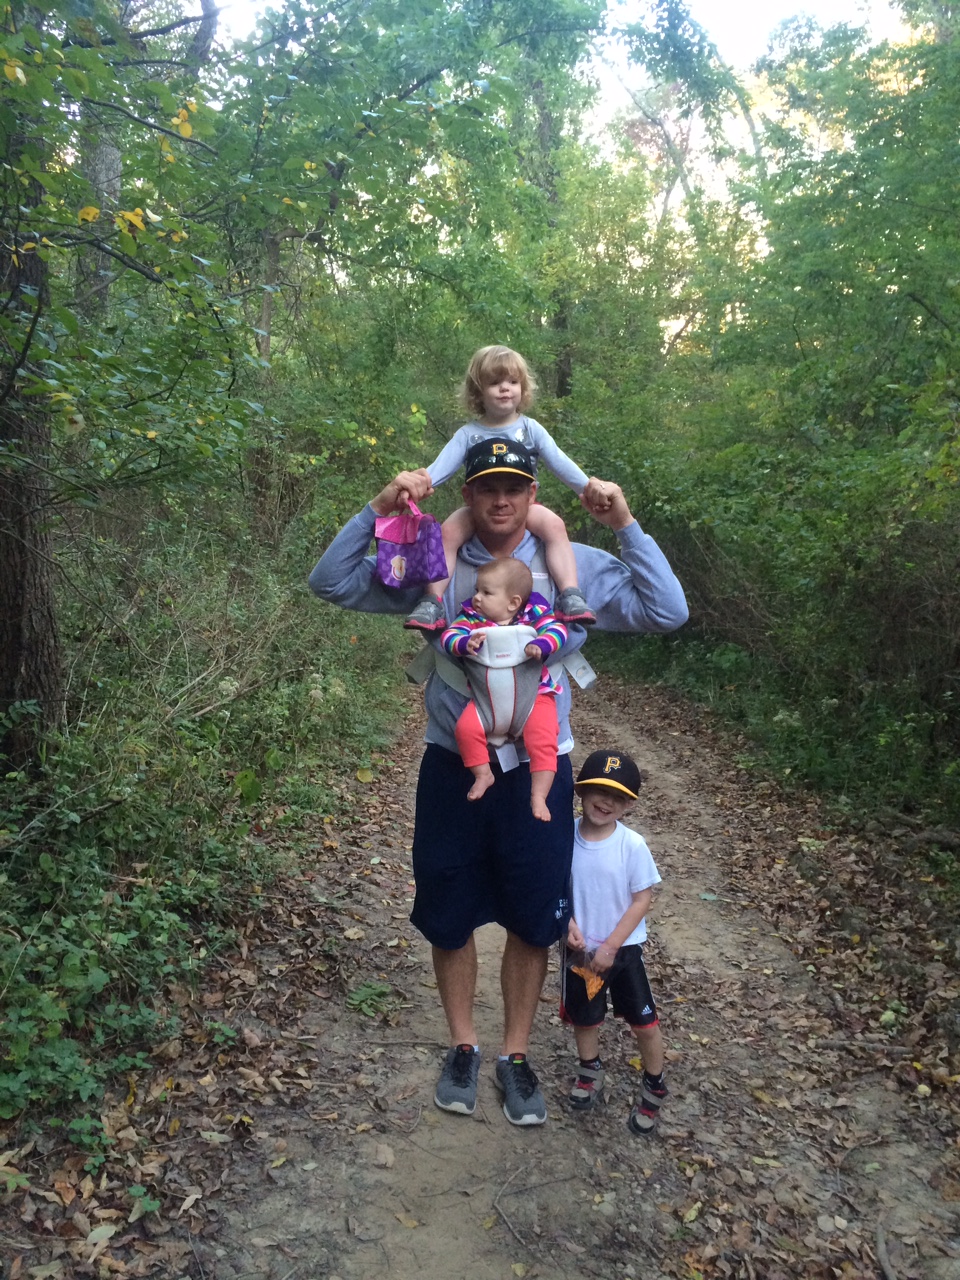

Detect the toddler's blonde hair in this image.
[461,345,538,417]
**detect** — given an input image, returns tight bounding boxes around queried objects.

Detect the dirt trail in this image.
[209,682,960,1280]
[4,680,959,1280]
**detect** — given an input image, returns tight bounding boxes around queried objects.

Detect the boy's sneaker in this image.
[404,595,446,632]
[434,1045,480,1114]
[569,1065,605,1111]
[554,587,596,626]
[495,1054,547,1126]
[627,1074,668,1135]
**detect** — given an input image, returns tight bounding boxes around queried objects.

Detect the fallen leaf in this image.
[374,1144,395,1168]
[395,1212,418,1228]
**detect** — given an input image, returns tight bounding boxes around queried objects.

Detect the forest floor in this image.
[3,678,960,1280]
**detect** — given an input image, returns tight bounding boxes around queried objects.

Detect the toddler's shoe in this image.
[569,1065,604,1110]
[627,1074,668,1135]
[554,587,596,626]
[404,595,446,632]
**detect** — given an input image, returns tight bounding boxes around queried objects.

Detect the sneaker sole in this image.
[501,1103,546,1126]
[434,1094,476,1115]
[403,620,446,632]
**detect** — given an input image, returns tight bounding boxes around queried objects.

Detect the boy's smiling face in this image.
[576,784,634,834]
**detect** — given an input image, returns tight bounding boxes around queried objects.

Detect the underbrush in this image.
[0,510,414,1126]
[588,630,960,827]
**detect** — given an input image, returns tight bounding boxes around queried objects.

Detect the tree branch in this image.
[82,100,218,155]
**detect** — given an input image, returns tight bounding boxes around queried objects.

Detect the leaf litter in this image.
[0,682,958,1279]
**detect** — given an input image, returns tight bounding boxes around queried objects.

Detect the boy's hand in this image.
[466,633,485,655]
[524,642,542,660]
[590,942,617,975]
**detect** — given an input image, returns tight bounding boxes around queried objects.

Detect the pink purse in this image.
[374,501,447,588]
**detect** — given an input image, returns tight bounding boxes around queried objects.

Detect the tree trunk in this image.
[0,240,63,765]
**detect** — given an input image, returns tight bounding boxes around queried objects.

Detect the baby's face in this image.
[472,574,520,624]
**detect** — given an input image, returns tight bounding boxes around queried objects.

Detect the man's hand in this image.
[581,477,612,512]
[372,468,434,516]
[580,481,634,531]
[567,919,586,951]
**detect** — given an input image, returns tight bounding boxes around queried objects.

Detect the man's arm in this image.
[308,469,434,614]
[575,482,689,634]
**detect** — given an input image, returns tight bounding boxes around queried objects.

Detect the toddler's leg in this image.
[569,1025,605,1109]
[628,1021,667,1136]
[521,694,558,822]
[404,507,476,632]
[525,504,595,625]
[454,702,495,802]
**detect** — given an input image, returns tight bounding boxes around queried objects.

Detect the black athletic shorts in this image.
[559,942,659,1029]
[410,744,574,950]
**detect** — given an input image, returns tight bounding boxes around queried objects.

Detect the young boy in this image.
[441,557,566,821]
[560,749,668,1134]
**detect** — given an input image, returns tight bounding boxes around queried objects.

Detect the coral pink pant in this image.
[454,694,559,773]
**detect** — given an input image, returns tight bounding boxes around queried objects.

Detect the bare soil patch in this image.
[3,679,959,1280]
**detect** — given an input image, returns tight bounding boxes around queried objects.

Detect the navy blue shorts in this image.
[410,744,574,950]
[559,943,659,1029]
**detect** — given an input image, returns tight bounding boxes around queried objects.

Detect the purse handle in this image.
[402,499,423,518]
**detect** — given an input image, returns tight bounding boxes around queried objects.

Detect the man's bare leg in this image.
[500,931,548,1056]
[433,936,478,1045]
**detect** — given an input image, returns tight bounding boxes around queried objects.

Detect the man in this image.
[309,441,687,1126]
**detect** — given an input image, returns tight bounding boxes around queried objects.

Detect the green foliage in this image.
[346,980,394,1017]
[0,505,413,1119]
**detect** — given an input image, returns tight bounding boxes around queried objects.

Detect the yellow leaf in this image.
[21,241,36,250]
[178,120,193,138]
[146,431,157,440]
[167,1118,180,1136]
[395,1212,419,1228]
[282,197,294,205]
[77,205,100,224]
[186,99,197,112]
[356,767,374,783]
[512,1267,527,1278]
[4,60,26,84]
[682,1201,702,1224]
[119,210,145,231]
[628,1056,642,1071]
[482,1214,496,1229]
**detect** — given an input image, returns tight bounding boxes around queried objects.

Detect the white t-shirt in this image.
[570,818,661,948]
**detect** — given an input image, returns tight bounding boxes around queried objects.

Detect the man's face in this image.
[462,473,536,541]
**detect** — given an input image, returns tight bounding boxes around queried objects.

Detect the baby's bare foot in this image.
[467,767,495,802]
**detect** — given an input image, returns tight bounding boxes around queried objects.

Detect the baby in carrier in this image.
[440,557,567,822]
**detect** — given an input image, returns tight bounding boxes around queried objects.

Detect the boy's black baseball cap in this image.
[464,439,537,484]
[575,750,641,799]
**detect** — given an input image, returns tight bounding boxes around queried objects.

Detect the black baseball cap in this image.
[464,439,537,484]
[575,750,642,799]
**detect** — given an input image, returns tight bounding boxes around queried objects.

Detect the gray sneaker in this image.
[554,587,596,625]
[434,1045,480,1114]
[495,1054,547,1126]
[404,595,447,632]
